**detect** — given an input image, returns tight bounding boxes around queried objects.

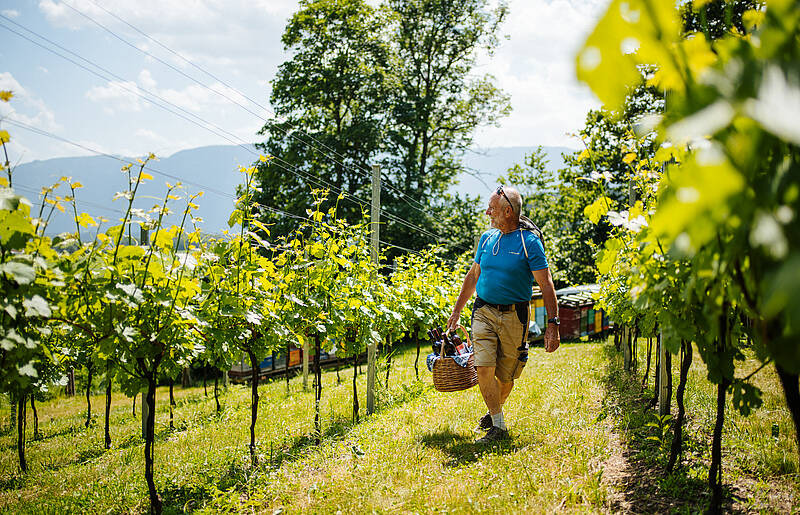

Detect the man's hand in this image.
[544,324,560,353]
[446,310,461,333]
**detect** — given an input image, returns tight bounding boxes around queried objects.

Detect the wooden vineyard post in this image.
[658,329,670,416]
[366,164,380,415]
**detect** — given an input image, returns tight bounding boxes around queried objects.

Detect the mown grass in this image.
[1,338,797,513]
[200,342,613,514]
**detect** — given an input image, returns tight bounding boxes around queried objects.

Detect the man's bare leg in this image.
[476,366,501,415]
[498,379,513,406]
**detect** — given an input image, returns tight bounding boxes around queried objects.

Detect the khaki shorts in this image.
[471,300,530,383]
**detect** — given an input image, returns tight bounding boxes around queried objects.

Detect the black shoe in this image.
[475,413,492,432]
[476,426,510,444]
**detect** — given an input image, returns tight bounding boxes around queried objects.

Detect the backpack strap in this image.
[519,228,529,259]
[480,229,501,250]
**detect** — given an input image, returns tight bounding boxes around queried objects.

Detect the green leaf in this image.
[228,209,243,228]
[18,361,38,378]
[23,295,52,318]
[0,209,35,248]
[584,196,613,224]
[576,0,681,111]
[3,303,18,320]
[0,261,36,285]
[116,282,144,304]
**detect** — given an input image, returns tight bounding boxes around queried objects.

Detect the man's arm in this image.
[446,262,481,332]
[532,267,560,353]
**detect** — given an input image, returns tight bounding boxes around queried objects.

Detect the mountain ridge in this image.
[12,144,577,235]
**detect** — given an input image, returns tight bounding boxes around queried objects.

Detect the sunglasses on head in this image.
[496,185,514,212]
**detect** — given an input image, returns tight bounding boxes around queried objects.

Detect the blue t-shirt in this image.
[474,228,548,305]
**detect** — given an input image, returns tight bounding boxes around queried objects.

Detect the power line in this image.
[0,16,360,207]
[68,0,433,215]
[5,118,464,258]
[0,15,469,252]
[0,18,372,216]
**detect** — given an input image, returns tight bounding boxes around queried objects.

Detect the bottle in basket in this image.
[428,329,441,354]
[440,328,456,356]
[451,332,467,355]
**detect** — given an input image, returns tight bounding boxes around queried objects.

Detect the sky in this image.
[0,0,606,165]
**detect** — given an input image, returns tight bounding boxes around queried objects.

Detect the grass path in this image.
[1,339,797,513]
[207,343,613,514]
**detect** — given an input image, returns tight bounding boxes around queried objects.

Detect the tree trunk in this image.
[668,340,693,472]
[643,337,652,388]
[31,395,39,440]
[615,327,621,351]
[17,391,27,472]
[169,380,175,430]
[385,334,393,386]
[776,363,800,464]
[203,367,207,397]
[624,327,633,371]
[314,333,322,444]
[85,364,93,428]
[104,369,112,449]
[144,377,162,514]
[132,393,136,417]
[709,375,730,514]
[214,372,221,413]
[414,339,420,380]
[336,367,341,385]
[248,349,260,465]
[352,352,359,423]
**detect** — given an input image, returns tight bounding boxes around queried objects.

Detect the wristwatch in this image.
[547,317,561,326]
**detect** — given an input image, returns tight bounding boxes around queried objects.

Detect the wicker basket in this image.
[432,325,478,392]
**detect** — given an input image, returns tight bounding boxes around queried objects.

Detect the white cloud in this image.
[138,69,157,90]
[135,128,160,140]
[37,66,49,74]
[85,80,144,113]
[0,72,60,132]
[39,0,293,70]
[474,0,605,147]
[1,9,20,18]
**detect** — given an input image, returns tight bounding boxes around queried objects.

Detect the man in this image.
[446,185,560,443]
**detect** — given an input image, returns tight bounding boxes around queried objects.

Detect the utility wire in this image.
[0,18,372,233]
[6,118,463,258]
[0,15,469,252]
[0,16,359,208]
[12,183,126,216]
[68,0,433,215]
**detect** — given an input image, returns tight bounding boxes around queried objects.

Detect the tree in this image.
[255,0,391,234]
[680,0,762,39]
[382,0,510,256]
[255,0,508,261]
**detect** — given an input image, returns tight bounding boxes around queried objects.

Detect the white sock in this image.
[491,411,507,430]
